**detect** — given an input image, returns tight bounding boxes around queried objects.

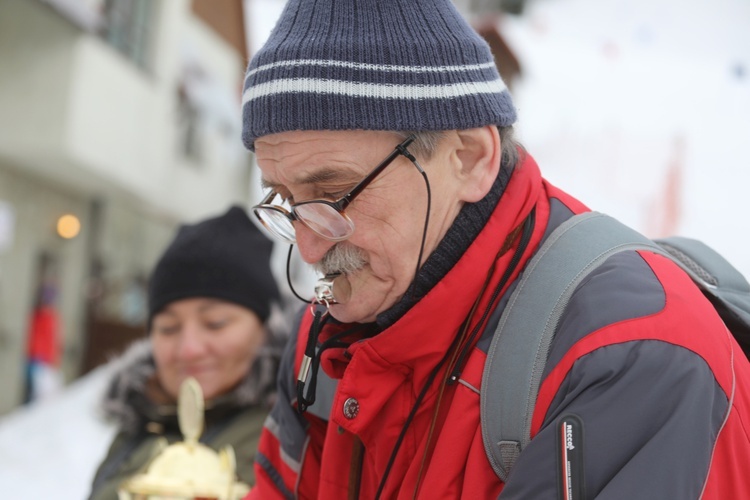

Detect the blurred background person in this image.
[88,205,284,500]
[23,262,64,404]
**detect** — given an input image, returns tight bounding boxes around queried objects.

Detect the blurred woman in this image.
[88,206,284,500]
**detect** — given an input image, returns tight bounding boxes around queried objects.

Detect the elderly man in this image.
[241,0,750,498]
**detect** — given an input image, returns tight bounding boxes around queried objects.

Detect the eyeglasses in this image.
[253,135,417,244]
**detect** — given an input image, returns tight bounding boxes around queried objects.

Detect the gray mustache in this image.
[313,244,367,276]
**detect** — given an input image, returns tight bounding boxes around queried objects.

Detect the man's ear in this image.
[454,126,501,203]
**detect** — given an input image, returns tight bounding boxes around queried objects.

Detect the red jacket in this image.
[248,155,750,499]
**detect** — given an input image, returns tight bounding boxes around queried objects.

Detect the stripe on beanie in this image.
[242,77,507,105]
[246,59,500,79]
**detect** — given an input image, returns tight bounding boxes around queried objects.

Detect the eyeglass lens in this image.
[294,203,354,241]
[255,203,356,243]
[255,208,296,243]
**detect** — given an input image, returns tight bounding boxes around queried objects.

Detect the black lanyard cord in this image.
[296,317,377,414]
[286,244,313,304]
[374,327,463,499]
[375,206,537,499]
[448,206,536,384]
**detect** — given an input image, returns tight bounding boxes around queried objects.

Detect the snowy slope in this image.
[501,0,750,275]
[0,364,116,499]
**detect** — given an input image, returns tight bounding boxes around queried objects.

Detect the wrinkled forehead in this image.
[254,129,399,188]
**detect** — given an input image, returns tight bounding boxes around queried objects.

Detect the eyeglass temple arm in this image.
[339,135,417,210]
[257,190,277,205]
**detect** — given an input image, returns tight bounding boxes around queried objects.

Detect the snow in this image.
[0,364,116,498]
[1,0,748,497]
[500,0,750,275]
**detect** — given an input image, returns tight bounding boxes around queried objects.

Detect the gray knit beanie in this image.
[242,0,517,150]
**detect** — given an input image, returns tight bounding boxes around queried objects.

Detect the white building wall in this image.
[61,1,252,221]
[1,0,252,222]
[0,167,90,413]
[0,0,74,162]
[0,0,254,414]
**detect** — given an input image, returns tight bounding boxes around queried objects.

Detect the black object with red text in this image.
[556,414,585,500]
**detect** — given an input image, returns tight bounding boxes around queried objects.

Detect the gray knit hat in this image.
[242,0,517,150]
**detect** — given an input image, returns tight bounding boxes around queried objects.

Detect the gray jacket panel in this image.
[499,341,727,499]
[543,250,666,379]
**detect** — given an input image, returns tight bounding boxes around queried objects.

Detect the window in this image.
[177,80,204,164]
[101,0,155,69]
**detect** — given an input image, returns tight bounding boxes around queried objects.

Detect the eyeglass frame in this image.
[253,134,418,243]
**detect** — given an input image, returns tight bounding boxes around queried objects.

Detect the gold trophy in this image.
[118,377,251,500]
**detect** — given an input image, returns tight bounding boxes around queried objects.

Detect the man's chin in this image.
[329,302,378,324]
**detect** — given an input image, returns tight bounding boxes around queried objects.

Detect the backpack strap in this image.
[654,237,750,357]
[480,211,662,482]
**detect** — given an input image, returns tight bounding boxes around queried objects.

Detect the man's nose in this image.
[294,221,336,264]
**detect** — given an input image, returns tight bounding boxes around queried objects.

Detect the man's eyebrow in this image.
[302,168,353,184]
[260,178,278,190]
[261,168,359,190]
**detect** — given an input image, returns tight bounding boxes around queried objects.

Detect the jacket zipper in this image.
[348,435,365,500]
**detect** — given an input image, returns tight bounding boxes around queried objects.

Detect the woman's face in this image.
[150,298,266,400]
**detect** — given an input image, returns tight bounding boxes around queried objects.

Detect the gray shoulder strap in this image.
[480,211,663,482]
[655,236,750,329]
